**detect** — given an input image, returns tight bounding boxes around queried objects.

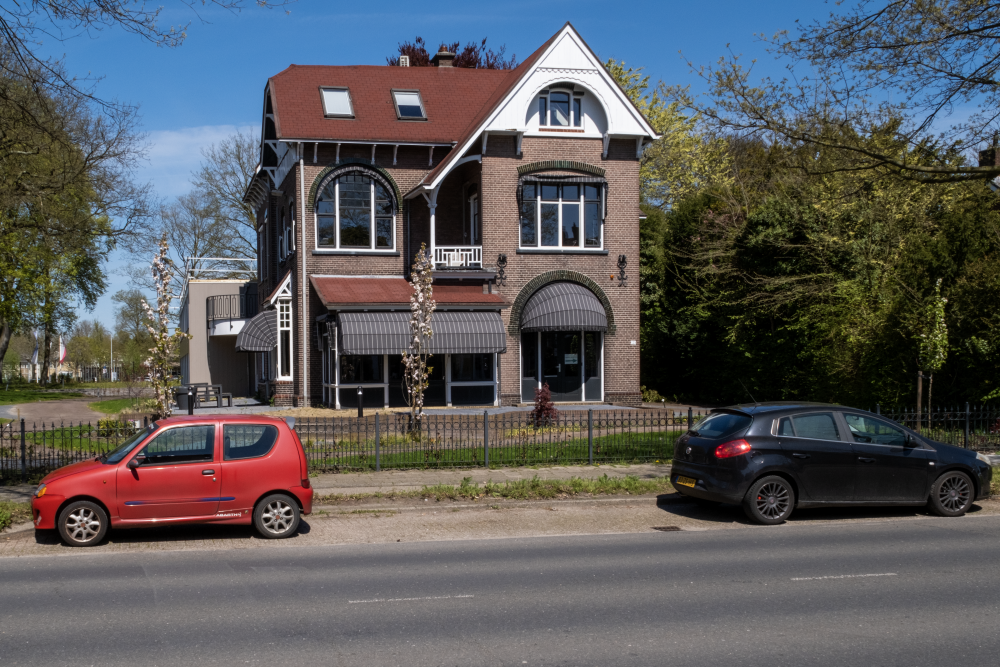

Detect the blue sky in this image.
[40,0,833,327]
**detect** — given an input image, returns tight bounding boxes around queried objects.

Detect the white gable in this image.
[484,26,656,141]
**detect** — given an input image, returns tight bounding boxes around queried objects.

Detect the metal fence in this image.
[3,405,998,483]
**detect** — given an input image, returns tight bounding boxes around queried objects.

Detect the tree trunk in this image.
[927,373,934,429]
[41,326,52,385]
[916,370,923,432]
[0,318,11,379]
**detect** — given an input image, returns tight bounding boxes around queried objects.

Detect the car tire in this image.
[253,494,300,539]
[743,476,795,525]
[57,501,108,547]
[928,471,974,517]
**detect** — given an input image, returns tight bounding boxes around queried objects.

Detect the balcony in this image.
[433,245,482,269]
[206,294,258,336]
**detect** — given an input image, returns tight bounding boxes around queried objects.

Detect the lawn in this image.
[302,429,681,470]
[89,398,144,414]
[0,388,84,406]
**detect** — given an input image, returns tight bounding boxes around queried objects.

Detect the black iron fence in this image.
[3,405,997,483]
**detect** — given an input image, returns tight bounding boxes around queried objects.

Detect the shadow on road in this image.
[32,519,313,548]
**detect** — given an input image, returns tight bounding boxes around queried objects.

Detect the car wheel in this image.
[253,494,300,539]
[743,476,795,525]
[57,501,108,547]
[928,471,974,517]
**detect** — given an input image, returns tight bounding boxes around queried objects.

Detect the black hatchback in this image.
[671,402,993,524]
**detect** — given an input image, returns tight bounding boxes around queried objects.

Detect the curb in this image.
[312,492,691,514]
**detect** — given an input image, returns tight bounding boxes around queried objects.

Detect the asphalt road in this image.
[2,515,999,666]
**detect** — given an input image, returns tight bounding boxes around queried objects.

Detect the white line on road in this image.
[791,573,897,581]
[348,594,475,604]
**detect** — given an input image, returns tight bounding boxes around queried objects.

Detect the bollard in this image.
[483,410,489,468]
[687,407,693,431]
[875,403,881,415]
[588,409,594,465]
[143,416,148,429]
[187,387,194,416]
[357,386,363,418]
[20,418,26,483]
[374,412,381,472]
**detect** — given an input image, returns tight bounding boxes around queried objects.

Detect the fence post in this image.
[20,418,26,483]
[964,402,970,449]
[588,409,594,465]
[374,412,381,472]
[483,410,489,468]
[687,407,693,431]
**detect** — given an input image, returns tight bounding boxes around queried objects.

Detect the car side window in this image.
[791,413,840,441]
[776,417,794,436]
[224,424,278,461]
[137,425,215,465]
[843,413,907,446]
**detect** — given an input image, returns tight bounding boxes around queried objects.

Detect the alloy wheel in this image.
[937,474,971,513]
[755,482,790,520]
[65,507,102,543]
[261,500,295,534]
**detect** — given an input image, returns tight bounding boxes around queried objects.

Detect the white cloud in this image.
[139,124,256,200]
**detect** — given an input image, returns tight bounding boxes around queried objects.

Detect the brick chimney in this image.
[431,50,455,67]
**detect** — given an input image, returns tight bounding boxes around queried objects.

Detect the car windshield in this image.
[692,412,752,439]
[101,427,155,464]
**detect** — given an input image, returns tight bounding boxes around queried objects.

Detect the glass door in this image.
[540,332,582,401]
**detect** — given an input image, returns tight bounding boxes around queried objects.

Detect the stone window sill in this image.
[516,249,608,255]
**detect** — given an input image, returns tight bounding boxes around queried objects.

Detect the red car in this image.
[31,416,313,547]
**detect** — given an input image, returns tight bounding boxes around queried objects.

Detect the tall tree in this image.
[191,129,260,259]
[387,37,517,69]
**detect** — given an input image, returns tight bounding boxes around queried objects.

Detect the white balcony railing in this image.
[434,245,483,268]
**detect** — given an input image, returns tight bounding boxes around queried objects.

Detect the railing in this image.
[874,403,1000,449]
[206,294,258,323]
[434,245,482,268]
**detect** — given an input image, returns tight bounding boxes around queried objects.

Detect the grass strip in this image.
[314,474,674,505]
[88,398,140,414]
[992,467,1000,497]
[0,389,84,406]
[0,501,32,532]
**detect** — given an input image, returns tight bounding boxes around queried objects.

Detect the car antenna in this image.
[738,379,759,407]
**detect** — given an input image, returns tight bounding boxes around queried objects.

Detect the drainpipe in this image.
[299,142,308,407]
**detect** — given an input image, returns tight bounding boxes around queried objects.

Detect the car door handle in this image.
[202,469,215,476]
[858,457,876,463]
[792,453,810,459]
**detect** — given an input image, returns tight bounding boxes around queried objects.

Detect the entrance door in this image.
[541,332,582,401]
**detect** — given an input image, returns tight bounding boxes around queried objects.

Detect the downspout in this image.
[299,142,308,406]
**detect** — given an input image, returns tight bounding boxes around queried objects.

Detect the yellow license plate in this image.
[676,476,696,488]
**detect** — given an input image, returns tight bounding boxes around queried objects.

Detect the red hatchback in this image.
[31,416,313,547]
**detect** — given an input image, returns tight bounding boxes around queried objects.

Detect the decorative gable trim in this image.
[268,271,293,305]
[307,159,402,205]
[517,161,605,177]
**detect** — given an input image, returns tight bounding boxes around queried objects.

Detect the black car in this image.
[671,402,993,525]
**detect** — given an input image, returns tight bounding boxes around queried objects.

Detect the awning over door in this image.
[338,311,506,355]
[520,282,607,332]
[234,309,277,352]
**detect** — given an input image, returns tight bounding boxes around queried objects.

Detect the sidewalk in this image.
[0,462,672,503]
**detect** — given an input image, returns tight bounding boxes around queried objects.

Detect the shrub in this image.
[532,383,558,427]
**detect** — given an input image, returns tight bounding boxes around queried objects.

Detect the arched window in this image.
[316,172,395,250]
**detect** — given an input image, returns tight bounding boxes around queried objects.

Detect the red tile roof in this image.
[310,277,507,307]
[269,66,512,144]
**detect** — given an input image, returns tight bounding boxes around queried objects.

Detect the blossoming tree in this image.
[402,244,435,430]
[142,237,191,418]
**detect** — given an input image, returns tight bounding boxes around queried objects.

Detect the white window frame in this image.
[277,299,293,381]
[538,88,584,129]
[445,352,498,407]
[520,183,604,250]
[314,174,397,253]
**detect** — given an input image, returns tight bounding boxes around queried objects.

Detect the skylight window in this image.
[392,90,426,120]
[320,87,354,118]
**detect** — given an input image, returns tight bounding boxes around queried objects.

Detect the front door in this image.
[541,332,582,401]
[841,412,931,502]
[776,413,857,502]
[117,424,220,519]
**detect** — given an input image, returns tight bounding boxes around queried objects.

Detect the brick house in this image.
[238,23,658,408]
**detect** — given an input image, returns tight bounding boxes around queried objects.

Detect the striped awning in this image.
[520,282,607,332]
[338,311,506,355]
[234,309,277,352]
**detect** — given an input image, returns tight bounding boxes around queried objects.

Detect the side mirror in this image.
[905,434,918,447]
[127,457,142,469]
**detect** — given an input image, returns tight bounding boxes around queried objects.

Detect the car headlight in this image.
[976,452,992,465]
[33,484,47,498]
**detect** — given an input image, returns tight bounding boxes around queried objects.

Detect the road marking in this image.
[348,594,474,604]
[791,573,897,581]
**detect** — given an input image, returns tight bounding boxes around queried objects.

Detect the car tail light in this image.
[301,477,311,489]
[715,439,752,458]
